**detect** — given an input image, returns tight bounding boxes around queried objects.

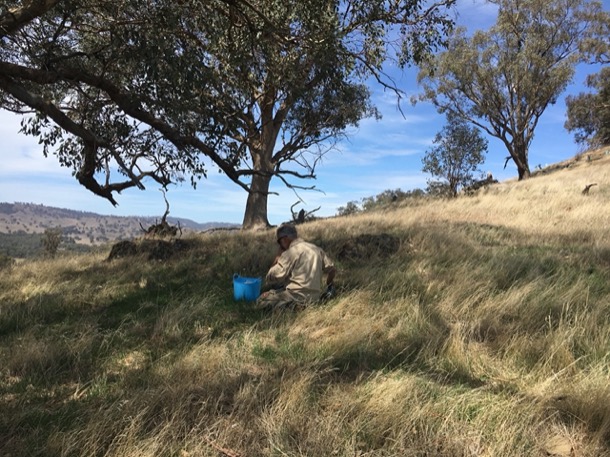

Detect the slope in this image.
[0,148,609,457]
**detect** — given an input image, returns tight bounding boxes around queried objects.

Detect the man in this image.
[256,223,336,311]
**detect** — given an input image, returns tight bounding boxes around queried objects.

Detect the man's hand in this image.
[321,284,335,300]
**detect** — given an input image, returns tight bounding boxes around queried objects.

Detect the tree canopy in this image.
[416,0,609,180]
[565,12,610,150]
[565,67,610,148]
[1,0,456,228]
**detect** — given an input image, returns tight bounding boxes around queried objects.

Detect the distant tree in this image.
[361,188,420,210]
[565,67,610,148]
[338,188,426,216]
[422,113,488,197]
[0,252,14,270]
[425,180,453,198]
[416,0,609,180]
[336,201,361,217]
[41,227,62,258]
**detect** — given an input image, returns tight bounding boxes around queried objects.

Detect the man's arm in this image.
[325,266,336,286]
[321,249,336,286]
[266,250,291,284]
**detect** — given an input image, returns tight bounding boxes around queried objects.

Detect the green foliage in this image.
[0,232,92,259]
[416,0,608,180]
[422,113,488,197]
[578,3,610,65]
[361,188,425,210]
[336,201,361,217]
[0,252,14,270]
[337,188,427,216]
[565,67,610,148]
[41,227,62,258]
[0,232,42,258]
[425,180,453,198]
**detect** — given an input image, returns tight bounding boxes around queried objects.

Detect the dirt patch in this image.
[337,233,400,261]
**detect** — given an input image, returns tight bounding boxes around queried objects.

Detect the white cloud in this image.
[0,112,70,176]
[324,133,431,168]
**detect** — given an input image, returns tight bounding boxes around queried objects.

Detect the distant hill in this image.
[0,202,238,256]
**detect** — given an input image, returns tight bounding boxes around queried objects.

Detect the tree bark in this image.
[513,141,531,180]
[241,89,282,229]
[242,172,272,229]
[517,165,531,180]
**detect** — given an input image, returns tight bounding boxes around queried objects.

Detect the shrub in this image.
[41,227,62,258]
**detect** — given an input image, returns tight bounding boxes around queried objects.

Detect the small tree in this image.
[422,113,488,197]
[565,67,610,148]
[41,227,62,258]
[336,201,360,217]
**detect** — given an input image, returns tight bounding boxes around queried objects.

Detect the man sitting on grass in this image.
[256,223,336,311]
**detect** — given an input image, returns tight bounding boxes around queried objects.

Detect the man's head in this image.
[276,223,297,249]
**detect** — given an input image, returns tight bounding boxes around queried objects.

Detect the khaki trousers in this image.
[256,289,305,311]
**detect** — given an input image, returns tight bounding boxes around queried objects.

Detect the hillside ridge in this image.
[0,201,238,246]
[1,146,608,252]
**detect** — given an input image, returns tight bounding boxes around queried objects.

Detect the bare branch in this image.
[160,188,170,223]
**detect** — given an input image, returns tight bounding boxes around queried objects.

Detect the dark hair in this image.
[276,223,298,240]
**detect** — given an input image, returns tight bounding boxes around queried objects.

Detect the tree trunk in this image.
[241,86,283,230]
[512,139,531,180]
[517,165,531,180]
[514,151,531,180]
[242,172,272,229]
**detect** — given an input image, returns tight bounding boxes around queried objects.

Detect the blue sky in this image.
[0,0,607,225]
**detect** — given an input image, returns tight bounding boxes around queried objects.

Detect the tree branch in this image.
[0,0,62,37]
[0,61,254,195]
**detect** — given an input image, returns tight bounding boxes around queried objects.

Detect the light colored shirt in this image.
[266,238,335,302]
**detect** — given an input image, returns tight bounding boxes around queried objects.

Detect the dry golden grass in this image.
[1,148,610,456]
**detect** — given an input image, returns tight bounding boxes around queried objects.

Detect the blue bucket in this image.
[233,274,262,301]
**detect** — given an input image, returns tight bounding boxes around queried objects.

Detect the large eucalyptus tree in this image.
[416,0,608,180]
[1,0,455,227]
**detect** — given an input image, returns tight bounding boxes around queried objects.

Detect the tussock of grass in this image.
[2,153,610,456]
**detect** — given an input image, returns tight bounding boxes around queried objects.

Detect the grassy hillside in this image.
[1,149,609,457]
